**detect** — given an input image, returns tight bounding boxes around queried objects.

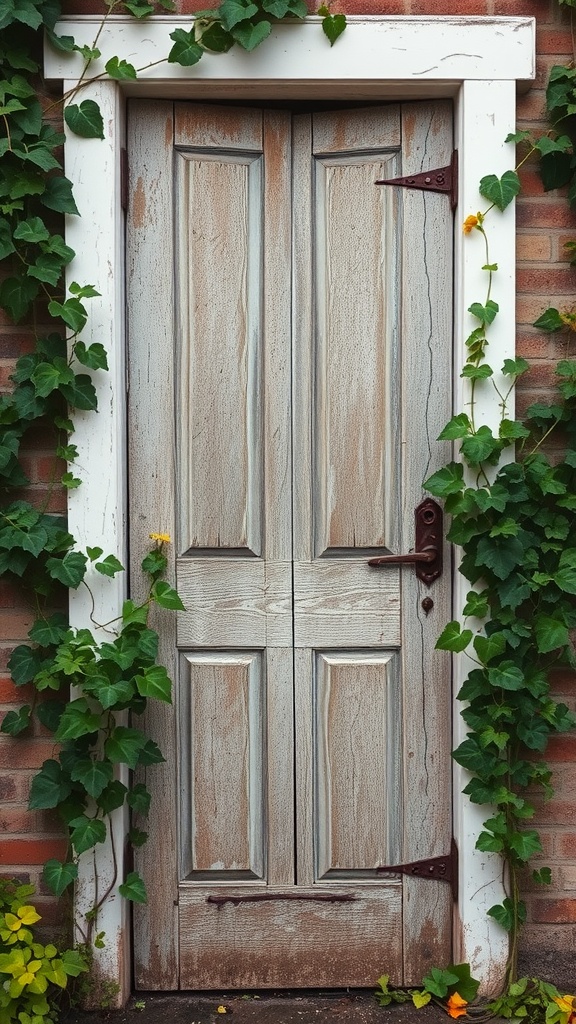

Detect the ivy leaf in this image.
[0,275,39,322]
[219,0,258,28]
[487,661,525,691]
[48,297,87,333]
[534,614,569,653]
[231,19,272,49]
[438,413,472,440]
[8,645,42,685]
[13,216,49,243]
[70,758,113,799]
[473,632,506,664]
[152,580,185,610]
[0,705,31,736]
[127,783,151,816]
[505,129,532,144]
[64,100,105,140]
[73,342,109,371]
[487,898,526,932]
[97,780,128,814]
[479,170,520,211]
[46,551,87,589]
[95,554,124,577]
[118,871,147,903]
[42,860,78,898]
[533,307,564,332]
[474,536,525,579]
[27,614,67,647]
[424,462,464,497]
[28,759,72,809]
[463,590,489,618]
[135,664,172,703]
[468,299,499,325]
[461,425,499,464]
[539,151,572,192]
[54,699,102,740]
[41,176,79,215]
[508,829,542,862]
[461,363,494,380]
[435,621,473,653]
[502,357,530,377]
[533,867,552,885]
[168,28,204,65]
[321,12,346,46]
[128,827,148,847]
[105,726,148,768]
[69,815,107,855]
[105,56,137,80]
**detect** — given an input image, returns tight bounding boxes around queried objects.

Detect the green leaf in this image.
[73,342,109,370]
[0,275,39,322]
[424,462,464,497]
[468,299,499,325]
[168,28,204,65]
[533,307,564,332]
[502,357,530,377]
[28,759,72,809]
[473,632,506,664]
[70,758,113,799]
[118,871,147,903]
[479,170,521,211]
[488,661,525,691]
[152,579,185,610]
[46,551,87,589]
[54,699,102,740]
[97,780,128,814]
[105,56,137,80]
[48,297,87,333]
[540,151,572,192]
[435,621,473,653]
[28,613,68,647]
[127,782,151,816]
[461,425,499,464]
[40,176,79,215]
[219,0,258,28]
[322,12,346,45]
[463,590,489,618]
[475,536,525,579]
[505,129,532,144]
[60,374,98,411]
[95,554,124,577]
[196,19,235,52]
[1,705,31,736]
[135,664,172,703]
[104,726,148,768]
[128,827,148,847]
[13,216,49,243]
[533,867,552,885]
[534,615,569,654]
[445,964,480,1003]
[8,645,42,685]
[141,548,167,578]
[438,413,472,440]
[64,100,105,140]
[31,358,74,397]
[69,814,107,855]
[509,829,542,862]
[461,363,494,380]
[231,19,272,49]
[42,860,78,898]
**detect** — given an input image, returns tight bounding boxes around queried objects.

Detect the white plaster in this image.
[45,15,535,1000]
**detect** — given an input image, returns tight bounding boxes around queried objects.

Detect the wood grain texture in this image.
[127,99,179,990]
[293,560,400,648]
[179,885,403,988]
[176,150,263,553]
[179,652,265,879]
[397,100,453,982]
[175,103,262,150]
[315,652,401,879]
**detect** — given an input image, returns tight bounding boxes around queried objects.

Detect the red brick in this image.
[0,739,57,769]
[536,25,576,55]
[517,200,576,230]
[0,838,68,866]
[0,610,35,642]
[517,233,552,261]
[533,898,576,924]
[545,734,576,761]
[0,806,62,834]
[517,267,576,293]
[558,833,576,858]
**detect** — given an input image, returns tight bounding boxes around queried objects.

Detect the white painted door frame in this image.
[44,15,535,1001]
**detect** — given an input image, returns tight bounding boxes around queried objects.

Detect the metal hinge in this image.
[376,151,458,210]
[376,839,458,902]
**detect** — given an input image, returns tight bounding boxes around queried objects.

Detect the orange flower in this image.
[447,992,468,1019]
[462,214,479,234]
[554,994,576,1022]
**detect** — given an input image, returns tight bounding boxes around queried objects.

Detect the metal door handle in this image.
[366,499,443,586]
[367,546,437,567]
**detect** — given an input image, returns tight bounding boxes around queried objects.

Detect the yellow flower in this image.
[149,533,171,543]
[216,1007,227,1015]
[447,992,468,1019]
[554,995,576,1021]
[462,214,479,234]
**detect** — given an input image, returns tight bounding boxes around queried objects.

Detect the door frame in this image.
[44,14,535,1001]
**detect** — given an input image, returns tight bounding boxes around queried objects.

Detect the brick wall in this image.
[1,0,576,976]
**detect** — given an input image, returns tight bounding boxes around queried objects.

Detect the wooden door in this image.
[127,99,453,991]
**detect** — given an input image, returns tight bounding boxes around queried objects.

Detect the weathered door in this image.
[127,99,453,991]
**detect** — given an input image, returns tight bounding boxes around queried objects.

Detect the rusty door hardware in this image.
[376,151,458,210]
[367,498,443,586]
[207,893,357,909]
[376,840,458,902]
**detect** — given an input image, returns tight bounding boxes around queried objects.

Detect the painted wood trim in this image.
[45,17,534,88]
[54,17,533,999]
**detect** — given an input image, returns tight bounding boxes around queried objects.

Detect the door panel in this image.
[128,99,453,990]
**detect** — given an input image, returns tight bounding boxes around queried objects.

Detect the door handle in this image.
[367,547,437,567]
[366,499,443,586]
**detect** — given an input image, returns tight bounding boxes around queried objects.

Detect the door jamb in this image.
[44,14,535,1001]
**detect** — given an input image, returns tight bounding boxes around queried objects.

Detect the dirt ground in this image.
[61,990,470,1024]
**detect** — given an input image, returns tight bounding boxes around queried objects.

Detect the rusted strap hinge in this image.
[207,892,357,909]
[376,151,458,210]
[376,839,458,902]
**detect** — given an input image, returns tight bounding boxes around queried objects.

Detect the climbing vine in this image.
[1,0,576,1012]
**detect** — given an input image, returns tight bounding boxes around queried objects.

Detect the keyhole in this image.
[422,597,434,615]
